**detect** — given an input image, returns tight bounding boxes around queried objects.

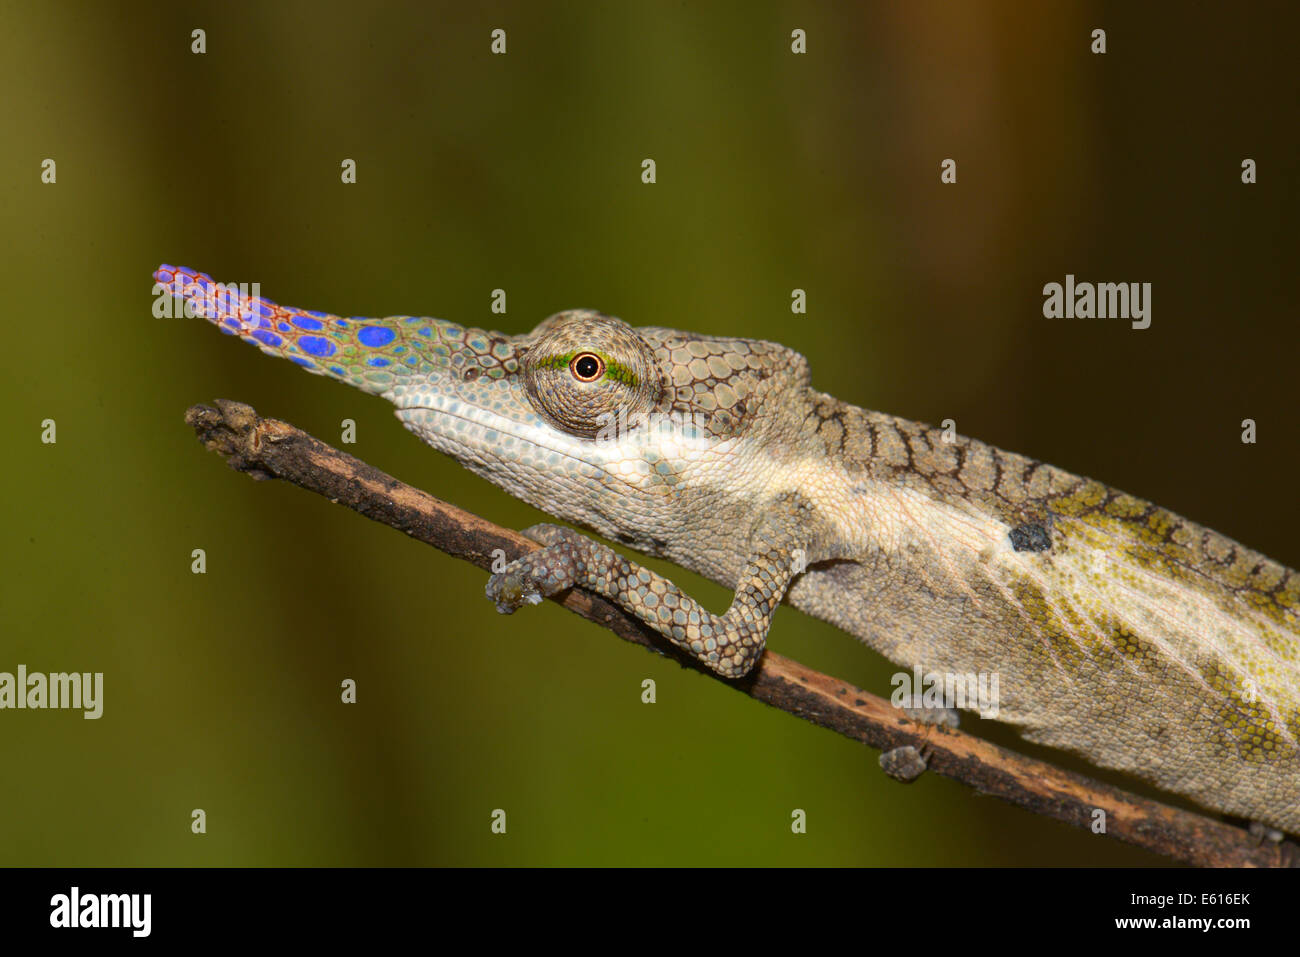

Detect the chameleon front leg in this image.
[484,499,823,679]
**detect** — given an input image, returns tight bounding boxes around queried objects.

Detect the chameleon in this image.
[154,264,1300,835]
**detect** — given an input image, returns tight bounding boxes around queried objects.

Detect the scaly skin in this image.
[156,265,1300,834]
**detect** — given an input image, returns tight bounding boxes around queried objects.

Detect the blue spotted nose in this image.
[154,264,472,396]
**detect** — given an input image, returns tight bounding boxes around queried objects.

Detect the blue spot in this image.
[406,356,419,366]
[393,346,406,354]
[277,322,291,333]
[330,365,345,376]
[367,356,391,368]
[306,310,328,318]
[252,330,283,348]
[220,317,240,330]
[290,314,324,331]
[298,336,337,358]
[359,326,396,348]
[417,327,432,337]
[254,302,273,318]
[290,356,316,368]
[335,319,350,327]
[252,315,274,330]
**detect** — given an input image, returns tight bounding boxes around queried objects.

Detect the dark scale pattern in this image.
[1009,522,1052,553]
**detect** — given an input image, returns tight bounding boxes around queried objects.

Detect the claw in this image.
[519,523,571,546]
[486,571,543,614]
[879,745,928,783]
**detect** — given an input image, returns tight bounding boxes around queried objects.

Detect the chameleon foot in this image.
[484,527,583,613]
[879,709,958,782]
[518,523,575,546]
[1248,821,1285,845]
[484,570,546,614]
[879,746,929,783]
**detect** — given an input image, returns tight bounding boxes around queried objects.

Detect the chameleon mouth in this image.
[399,402,646,493]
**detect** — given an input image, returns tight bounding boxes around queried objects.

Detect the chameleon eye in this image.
[522,311,663,439]
[570,352,605,382]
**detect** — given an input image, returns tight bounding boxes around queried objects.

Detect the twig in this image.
[185,399,1298,868]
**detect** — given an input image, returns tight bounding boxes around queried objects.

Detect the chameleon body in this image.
[156,265,1300,834]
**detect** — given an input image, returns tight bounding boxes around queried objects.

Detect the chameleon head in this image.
[155,265,808,540]
[389,308,811,535]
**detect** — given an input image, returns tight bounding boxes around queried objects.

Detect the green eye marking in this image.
[536,351,640,387]
[602,358,639,387]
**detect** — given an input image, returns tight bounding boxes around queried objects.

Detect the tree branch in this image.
[185,399,1297,868]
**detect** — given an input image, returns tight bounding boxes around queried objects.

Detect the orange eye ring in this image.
[569,352,605,382]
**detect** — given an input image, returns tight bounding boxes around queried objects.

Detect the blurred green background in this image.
[2,0,1296,866]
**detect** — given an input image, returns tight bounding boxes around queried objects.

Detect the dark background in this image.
[2,1,1295,865]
